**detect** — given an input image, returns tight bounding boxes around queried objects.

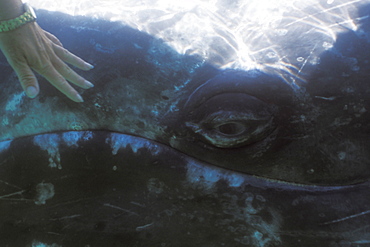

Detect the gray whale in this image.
[0,3,370,246]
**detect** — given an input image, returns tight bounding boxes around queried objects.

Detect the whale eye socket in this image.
[185,93,277,149]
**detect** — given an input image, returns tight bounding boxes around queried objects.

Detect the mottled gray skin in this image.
[0,5,370,247]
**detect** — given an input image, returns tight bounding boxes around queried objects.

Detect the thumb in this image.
[12,62,40,98]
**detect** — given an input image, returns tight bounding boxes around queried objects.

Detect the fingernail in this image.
[76,94,84,103]
[86,63,94,69]
[26,86,38,98]
[85,80,94,88]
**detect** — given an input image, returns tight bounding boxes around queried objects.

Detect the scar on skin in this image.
[103,203,139,216]
[0,190,26,199]
[321,209,370,225]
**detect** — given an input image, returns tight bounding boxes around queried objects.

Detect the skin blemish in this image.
[0,140,11,153]
[34,182,55,205]
[5,92,25,112]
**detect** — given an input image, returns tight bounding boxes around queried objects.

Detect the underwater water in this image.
[27,0,370,77]
[1,0,370,246]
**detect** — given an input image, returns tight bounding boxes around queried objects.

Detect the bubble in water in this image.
[323,42,333,49]
[275,29,288,36]
[310,57,320,65]
[266,52,277,58]
[347,57,358,66]
[351,65,360,72]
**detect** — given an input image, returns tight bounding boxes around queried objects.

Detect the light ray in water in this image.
[284,0,363,27]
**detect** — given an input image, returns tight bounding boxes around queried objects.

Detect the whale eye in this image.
[186,111,275,148]
[215,122,246,136]
[185,93,277,148]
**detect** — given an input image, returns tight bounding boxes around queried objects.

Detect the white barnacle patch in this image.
[82,131,93,141]
[0,140,11,153]
[227,173,245,187]
[105,133,160,155]
[34,182,55,205]
[219,191,282,246]
[62,131,93,147]
[147,178,165,194]
[244,202,283,246]
[2,116,9,126]
[5,92,25,112]
[33,134,62,169]
[185,160,244,191]
[186,161,221,190]
[31,240,61,247]
[62,131,82,147]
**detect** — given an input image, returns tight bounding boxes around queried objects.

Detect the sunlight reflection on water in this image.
[27,0,369,86]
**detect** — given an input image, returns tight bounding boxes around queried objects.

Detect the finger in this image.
[10,59,40,98]
[52,57,94,89]
[53,44,94,71]
[36,63,84,103]
[43,31,63,47]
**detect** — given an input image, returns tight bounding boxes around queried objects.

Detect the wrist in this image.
[0,0,24,21]
[0,3,37,33]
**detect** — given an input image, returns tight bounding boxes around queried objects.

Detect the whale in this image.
[0,1,370,246]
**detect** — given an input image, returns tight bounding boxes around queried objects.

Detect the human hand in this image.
[0,22,94,102]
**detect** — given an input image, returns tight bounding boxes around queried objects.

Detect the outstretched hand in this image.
[0,22,94,102]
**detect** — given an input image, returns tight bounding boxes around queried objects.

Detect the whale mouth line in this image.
[0,130,366,192]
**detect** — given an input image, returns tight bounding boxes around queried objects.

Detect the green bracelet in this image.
[0,3,37,32]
